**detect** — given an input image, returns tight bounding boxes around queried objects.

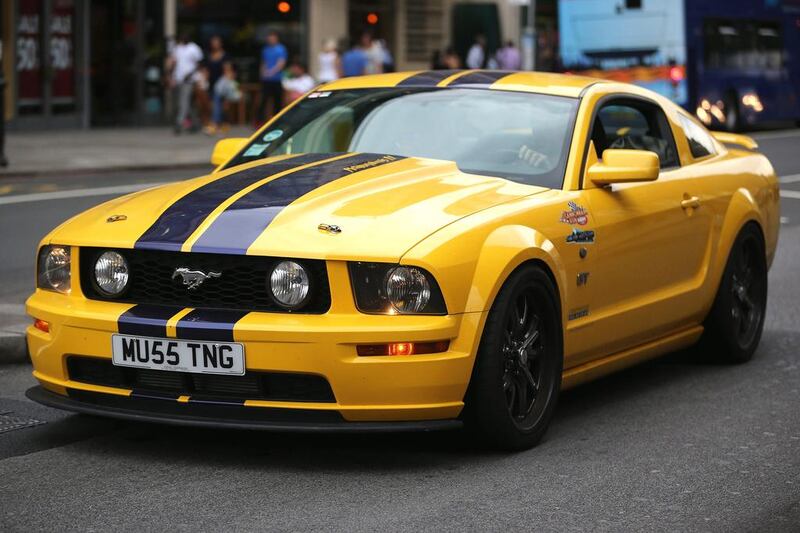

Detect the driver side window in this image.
[591,100,680,169]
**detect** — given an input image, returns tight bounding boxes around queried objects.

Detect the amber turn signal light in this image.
[33,319,50,333]
[357,340,449,356]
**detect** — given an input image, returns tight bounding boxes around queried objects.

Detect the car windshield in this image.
[228,88,579,188]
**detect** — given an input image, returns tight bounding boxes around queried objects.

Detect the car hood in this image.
[49,153,546,261]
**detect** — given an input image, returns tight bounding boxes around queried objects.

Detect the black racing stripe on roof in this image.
[134,153,332,252]
[446,70,515,86]
[397,70,463,86]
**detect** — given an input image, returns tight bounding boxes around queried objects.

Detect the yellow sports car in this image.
[26,71,779,449]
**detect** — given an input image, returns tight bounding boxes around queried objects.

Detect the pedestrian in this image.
[466,34,487,69]
[206,61,241,135]
[317,38,340,83]
[361,32,384,75]
[442,46,461,69]
[283,62,316,102]
[168,33,204,134]
[341,37,368,77]
[257,29,288,125]
[497,40,522,70]
[379,39,395,72]
[205,35,229,98]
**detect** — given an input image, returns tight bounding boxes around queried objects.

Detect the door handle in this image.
[681,195,701,209]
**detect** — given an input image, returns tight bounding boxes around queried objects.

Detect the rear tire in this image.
[463,264,563,450]
[700,224,767,363]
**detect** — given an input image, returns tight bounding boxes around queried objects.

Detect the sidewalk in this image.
[0,126,253,177]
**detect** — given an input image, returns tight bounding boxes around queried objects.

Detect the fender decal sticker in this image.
[560,201,589,226]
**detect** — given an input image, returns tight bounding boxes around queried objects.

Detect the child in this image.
[205,61,242,134]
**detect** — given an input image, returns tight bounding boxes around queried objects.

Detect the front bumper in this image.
[26,289,486,426]
[26,386,462,432]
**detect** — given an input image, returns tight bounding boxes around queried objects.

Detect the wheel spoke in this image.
[515,372,529,416]
[521,363,539,393]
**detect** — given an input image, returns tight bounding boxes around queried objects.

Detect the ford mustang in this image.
[26,71,780,449]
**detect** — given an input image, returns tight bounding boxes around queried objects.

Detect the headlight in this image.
[348,262,447,315]
[37,245,71,293]
[385,266,430,313]
[93,251,130,296]
[269,260,311,309]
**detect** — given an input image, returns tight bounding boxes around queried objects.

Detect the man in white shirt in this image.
[466,34,487,70]
[168,33,203,134]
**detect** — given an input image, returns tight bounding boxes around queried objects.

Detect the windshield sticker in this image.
[566,228,595,244]
[243,143,269,157]
[560,201,589,226]
[262,130,283,142]
[308,91,332,99]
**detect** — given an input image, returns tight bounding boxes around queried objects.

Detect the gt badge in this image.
[577,272,590,286]
[172,268,222,291]
[568,307,590,321]
[560,201,589,226]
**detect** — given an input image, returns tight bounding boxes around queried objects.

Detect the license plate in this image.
[111,334,245,376]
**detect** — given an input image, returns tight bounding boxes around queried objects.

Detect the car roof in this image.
[319,70,608,98]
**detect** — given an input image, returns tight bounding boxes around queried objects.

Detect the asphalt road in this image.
[1,133,800,532]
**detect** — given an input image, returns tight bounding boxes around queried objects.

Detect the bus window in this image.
[704,19,784,71]
[756,23,783,71]
[677,114,716,160]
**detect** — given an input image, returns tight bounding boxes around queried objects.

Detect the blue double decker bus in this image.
[559,0,800,130]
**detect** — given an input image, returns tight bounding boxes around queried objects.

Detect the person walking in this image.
[258,30,288,124]
[168,33,203,134]
[205,35,229,99]
[317,39,340,83]
[341,37,368,77]
[466,34,487,69]
[361,32,384,75]
[497,40,522,70]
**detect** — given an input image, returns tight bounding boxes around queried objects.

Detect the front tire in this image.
[463,264,563,450]
[701,224,767,363]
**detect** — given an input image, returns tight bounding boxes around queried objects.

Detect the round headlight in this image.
[269,261,311,309]
[385,266,431,313]
[42,246,71,293]
[94,251,129,296]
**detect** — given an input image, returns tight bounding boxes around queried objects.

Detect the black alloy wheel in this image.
[464,264,562,450]
[701,223,767,363]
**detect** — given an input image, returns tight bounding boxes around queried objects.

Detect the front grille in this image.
[79,247,330,313]
[67,356,336,403]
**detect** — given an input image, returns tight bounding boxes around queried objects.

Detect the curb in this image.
[0,162,212,180]
[0,331,29,365]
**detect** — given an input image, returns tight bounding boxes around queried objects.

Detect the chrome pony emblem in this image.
[172,268,222,290]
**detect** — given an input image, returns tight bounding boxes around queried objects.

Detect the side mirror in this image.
[210,138,248,167]
[587,149,660,186]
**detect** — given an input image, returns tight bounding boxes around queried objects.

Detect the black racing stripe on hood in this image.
[446,70,515,86]
[175,308,249,342]
[397,70,462,86]
[134,153,332,252]
[117,304,182,337]
[190,153,404,255]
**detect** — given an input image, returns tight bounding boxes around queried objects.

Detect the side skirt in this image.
[561,325,704,390]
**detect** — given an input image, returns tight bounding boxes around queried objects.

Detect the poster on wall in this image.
[50,0,75,103]
[17,0,43,105]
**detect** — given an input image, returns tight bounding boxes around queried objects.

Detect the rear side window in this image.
[678,114,716,159]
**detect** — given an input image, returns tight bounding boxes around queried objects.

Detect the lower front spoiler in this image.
[26,386,463,433]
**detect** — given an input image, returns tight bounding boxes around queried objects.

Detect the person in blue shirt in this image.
[341,36,369,77]
[258,30,288,124]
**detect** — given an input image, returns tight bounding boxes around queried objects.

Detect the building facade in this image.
[1,0,555,129]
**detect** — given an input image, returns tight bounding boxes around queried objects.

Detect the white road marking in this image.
[0,182,167,206]
[779,173,800,185]
[780,190,800,200]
